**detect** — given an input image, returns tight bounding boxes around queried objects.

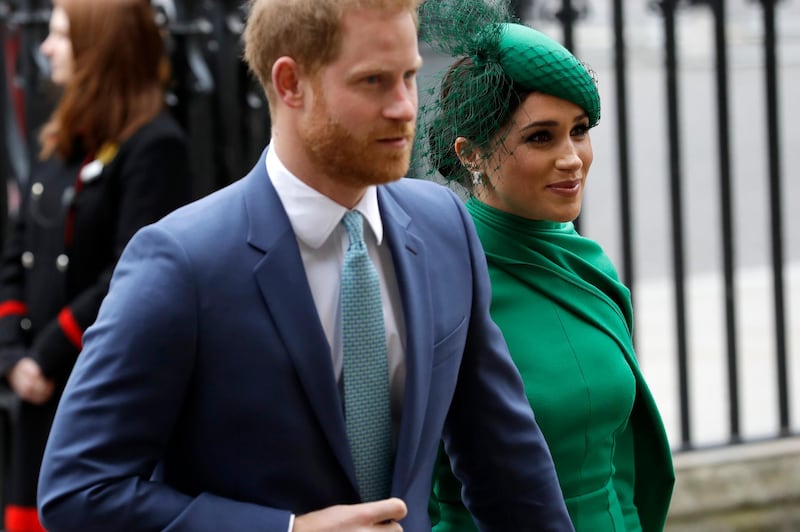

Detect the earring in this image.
[471,170,483,186]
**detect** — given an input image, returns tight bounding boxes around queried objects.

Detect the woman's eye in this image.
[525,131,550,143]
[572,124,590,137]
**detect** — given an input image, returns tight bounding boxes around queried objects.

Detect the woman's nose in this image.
[40,36,52,56]
[556,146,583,171]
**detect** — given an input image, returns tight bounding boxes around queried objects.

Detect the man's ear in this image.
[454,137,482,170]
[272,56,305,109]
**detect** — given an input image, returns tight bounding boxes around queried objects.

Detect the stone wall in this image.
[666,436,800,531]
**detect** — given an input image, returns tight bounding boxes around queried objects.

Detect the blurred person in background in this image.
[417,1,675,530]
[0,1,191,530]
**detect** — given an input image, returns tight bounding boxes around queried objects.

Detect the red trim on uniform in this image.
[0,300,28,318]
[58,307,83,349]
[4,505,46,532]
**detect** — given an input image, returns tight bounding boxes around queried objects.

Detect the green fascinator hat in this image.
[415,0,600,186]
[486,22,600,127]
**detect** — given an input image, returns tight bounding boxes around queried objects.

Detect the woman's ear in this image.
[272,57,305,109]
[454,136,481,171]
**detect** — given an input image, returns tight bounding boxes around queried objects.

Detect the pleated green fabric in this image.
[431,199,674,532]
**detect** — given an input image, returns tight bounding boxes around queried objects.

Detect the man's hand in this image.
[293,497,407,531]
[8,357,55,405]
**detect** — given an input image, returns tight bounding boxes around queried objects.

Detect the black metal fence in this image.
[153,0,271,199]
[0,2,795,499]
[519,0,796,451]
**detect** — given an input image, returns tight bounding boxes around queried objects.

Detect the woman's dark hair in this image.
[427,55,529,190]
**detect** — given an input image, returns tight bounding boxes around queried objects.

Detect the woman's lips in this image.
[547,180,582,196]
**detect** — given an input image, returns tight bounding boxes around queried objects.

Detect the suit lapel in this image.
[378,187,434,495]
[243,153,356,489]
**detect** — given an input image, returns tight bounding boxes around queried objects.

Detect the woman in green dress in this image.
[417,2,675,530]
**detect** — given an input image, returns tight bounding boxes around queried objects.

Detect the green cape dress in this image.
[430,199,674,531]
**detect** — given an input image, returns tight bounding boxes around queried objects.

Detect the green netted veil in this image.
[414,0,600,190]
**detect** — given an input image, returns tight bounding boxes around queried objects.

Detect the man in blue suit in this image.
[37,0,573,530]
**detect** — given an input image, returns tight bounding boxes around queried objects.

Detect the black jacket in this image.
[0,110,193,381]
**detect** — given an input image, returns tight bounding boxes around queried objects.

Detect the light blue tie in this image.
[340,210,393,502]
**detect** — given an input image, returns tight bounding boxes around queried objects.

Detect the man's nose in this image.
[384,83,416,122]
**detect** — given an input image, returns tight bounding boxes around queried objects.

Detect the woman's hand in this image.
[8,357,55,404]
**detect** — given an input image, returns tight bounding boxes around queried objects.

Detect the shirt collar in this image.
[266,145,384,249]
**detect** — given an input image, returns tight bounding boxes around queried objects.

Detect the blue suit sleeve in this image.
[37,225,292,532]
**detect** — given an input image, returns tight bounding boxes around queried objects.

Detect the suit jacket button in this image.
[21,251,34,269]
[31,182,44,197]
[20,318,32,331]
[56,254,70,272]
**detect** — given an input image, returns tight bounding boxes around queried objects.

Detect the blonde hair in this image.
[243,0,420,112]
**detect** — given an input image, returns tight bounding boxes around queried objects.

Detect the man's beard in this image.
[299,97,415,187]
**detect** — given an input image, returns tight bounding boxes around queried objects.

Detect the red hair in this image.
[244,0,421,113]
[39,0,169,159]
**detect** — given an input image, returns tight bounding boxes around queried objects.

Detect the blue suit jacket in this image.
[38,151,573,531]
